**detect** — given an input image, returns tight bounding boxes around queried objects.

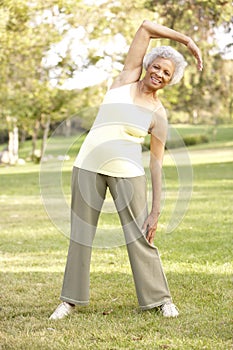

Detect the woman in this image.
[49,20,202,319]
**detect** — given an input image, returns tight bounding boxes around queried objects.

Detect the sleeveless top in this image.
[74,83,166,177]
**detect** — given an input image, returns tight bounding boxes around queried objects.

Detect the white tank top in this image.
[74,83,165,177]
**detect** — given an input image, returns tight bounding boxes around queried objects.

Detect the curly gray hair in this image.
[143,46,187,85]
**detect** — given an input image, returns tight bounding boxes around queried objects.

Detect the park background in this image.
[0,0,232,349]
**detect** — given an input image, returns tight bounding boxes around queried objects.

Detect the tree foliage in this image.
[143,0,233,122]
[0,0,82,159]
[0,0,232,162]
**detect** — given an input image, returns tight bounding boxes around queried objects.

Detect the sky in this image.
[43,25,128,89]
[213,25,233,59]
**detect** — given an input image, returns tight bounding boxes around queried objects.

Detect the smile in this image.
[151,76,162,84]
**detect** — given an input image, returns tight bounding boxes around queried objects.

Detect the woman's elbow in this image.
[149,160,162,173]
[134,20,152,41]
[141,20,151,30]
[141,20,160,31]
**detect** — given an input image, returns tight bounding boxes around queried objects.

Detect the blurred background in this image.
[1,4,232,348]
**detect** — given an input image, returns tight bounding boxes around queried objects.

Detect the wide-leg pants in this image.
[60,167,172,310]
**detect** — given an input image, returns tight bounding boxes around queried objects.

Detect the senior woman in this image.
[49,20,202,320]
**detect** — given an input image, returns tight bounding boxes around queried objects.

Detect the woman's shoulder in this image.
[152,100,167,120]
[108,81,136,92]
[103,83,135,104]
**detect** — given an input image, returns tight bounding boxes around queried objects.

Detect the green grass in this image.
[0,125,232,349]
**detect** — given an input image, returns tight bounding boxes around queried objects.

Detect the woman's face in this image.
[144,57,175,90]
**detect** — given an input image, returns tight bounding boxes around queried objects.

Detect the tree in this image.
[143,0,233,123]
[51,0,232,124]
[0,0,80,161]
[0,0,232,165]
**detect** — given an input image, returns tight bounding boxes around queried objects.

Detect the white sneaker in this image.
[49,302,74,320]
[160,302,179,317]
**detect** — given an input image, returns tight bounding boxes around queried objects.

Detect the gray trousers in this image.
[61,167,172,310]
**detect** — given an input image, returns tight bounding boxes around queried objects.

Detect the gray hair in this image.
[143,46,187,85]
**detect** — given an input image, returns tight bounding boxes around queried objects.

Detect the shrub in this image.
[166,134,209,149]
[143,133,209,150]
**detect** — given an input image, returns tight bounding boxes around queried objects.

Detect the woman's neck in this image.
[137,80,158,101]
[132,80,159,108]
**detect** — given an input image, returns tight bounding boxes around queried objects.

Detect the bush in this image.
[166,134,209,149]
[183,134,209,146]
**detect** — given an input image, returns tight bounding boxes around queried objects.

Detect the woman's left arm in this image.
[142,112,167,244]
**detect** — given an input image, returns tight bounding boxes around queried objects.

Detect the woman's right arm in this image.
[111,20,203,89]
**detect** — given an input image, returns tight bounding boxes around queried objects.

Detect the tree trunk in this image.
[229,75,233,122]
[32,119,40,161]
[41,116,51,161]
[6,116,18,165]
[64,118,71,137]
[8,126,19,164]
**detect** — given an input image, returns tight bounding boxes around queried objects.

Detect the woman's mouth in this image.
[151,76,162,85]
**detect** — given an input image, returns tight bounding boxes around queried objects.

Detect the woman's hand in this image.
[142,212,160,244]
[187,38,203,71]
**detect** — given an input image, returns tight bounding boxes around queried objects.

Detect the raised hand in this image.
[187,38,203,71]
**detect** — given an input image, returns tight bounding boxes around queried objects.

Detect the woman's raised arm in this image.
[111,20,203,88]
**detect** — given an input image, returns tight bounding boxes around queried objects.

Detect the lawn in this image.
[0,125,232,350]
